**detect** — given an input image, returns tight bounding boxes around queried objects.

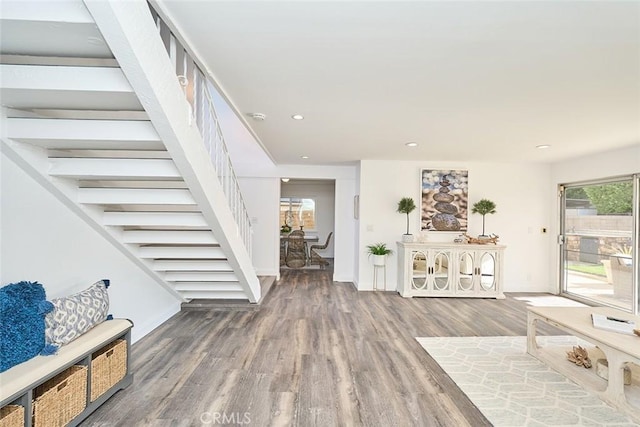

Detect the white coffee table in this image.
[527,305,640,422]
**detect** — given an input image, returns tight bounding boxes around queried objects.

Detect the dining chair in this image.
[285,230,307,268]
[309,232,332,268]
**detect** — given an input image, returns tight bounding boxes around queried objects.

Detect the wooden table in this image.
[527,306,640,422]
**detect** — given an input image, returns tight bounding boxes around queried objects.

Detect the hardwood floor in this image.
[81,269,562,426]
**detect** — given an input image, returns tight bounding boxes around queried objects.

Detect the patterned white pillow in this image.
[45,279,110,349]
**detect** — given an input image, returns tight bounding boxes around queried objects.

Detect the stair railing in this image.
[149,6,252,254]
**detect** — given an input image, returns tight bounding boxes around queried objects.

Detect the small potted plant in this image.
[471,199,497,238]
[367,242,393,266]
[280,224,292,234]
[397,197,417,242]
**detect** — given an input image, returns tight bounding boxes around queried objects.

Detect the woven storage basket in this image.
[33,365,87,427]
[90,339,127,402]
[0,405,24,427]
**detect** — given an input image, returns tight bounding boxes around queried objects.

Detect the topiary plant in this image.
[397,197,417,235]
[471,199,497,237]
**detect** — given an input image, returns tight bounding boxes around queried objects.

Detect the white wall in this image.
[357,160,552,293]
[281,181,335,257]
[333,177,357,282]
[549,143,640,293]
[0,154,181,342]
[237,177,281,276]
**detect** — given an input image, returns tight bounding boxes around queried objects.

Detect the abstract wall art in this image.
[420,169,468,232]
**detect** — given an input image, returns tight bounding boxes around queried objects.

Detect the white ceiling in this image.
[158,1,639,165]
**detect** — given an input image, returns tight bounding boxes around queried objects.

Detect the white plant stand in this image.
[372,255,387,291]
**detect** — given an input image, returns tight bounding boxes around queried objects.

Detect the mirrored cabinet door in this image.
[457,252,475,292]
[411,251,428,290]
[432,251,452,292]
[480,252,496,291]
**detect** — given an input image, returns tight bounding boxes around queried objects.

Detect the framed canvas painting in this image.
[420,169,468,232]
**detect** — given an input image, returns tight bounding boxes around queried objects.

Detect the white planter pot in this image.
[402,234,414,243]
[372,255,387,266]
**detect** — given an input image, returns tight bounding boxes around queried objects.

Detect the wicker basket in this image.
[0,405,24,427]
[33,365,87,427]
[90,339,127,402]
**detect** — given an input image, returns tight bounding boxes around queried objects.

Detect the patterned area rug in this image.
[416,336,639,426]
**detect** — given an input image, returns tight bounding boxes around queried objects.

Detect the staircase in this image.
[0,0,260,302]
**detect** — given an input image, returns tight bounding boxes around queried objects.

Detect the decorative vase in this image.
[372,255,386,266]
[402,234,414,243]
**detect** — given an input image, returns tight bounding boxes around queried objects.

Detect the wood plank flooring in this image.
[81,269,563,426]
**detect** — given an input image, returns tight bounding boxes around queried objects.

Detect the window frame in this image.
[280,197,317,231]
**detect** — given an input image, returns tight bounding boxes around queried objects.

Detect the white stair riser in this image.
[1,0,92,24]
[0,65,141,110]
[49,158,180,180]
[0,64,132,92]
[179,291,248,300]
[122,230,217,244]
[153,260,232,271]
[164,272,238,282]
[7,118,163,150]
[103,212,207,227]
[172,282,242,292]
[137,246,225,259]
[78,188,195,205]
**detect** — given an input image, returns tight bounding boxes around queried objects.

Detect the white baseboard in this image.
[255,268,279,276]
[130,302,181,343]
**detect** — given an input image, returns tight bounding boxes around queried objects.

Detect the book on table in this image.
[591,313,636,335]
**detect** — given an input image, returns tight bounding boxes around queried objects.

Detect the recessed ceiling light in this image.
[536,144,551,149]
[405,142,419,147]
[301,155,309,159]
[291,114,304,120]
[281,178,290,182]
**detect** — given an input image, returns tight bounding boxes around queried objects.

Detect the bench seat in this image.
[1,318,133,405]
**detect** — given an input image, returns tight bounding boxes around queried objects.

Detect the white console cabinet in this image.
[397,242,505,298]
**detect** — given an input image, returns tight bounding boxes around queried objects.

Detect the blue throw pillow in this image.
[0,281,55,373]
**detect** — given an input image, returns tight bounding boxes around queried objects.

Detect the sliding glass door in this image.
[560,176,638,313]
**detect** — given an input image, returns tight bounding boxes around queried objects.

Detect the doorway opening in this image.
[279,179,335,272]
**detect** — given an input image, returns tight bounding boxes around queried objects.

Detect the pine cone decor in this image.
[566,345,592,368]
